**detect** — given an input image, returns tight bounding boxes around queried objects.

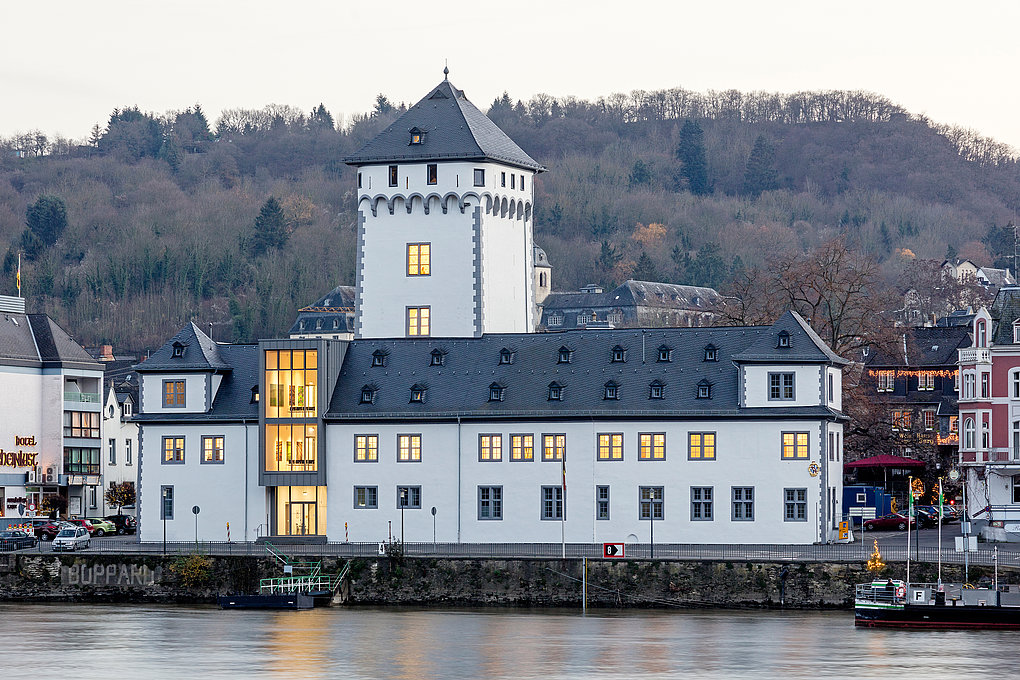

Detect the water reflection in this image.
[4,603,1020,679]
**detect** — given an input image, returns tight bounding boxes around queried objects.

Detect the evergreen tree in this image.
[632,252,660,281]
[310,103,335,130]
[685,242,726,288]
[628,159,651,187]
[595,241,623,284]
[675,119,710,195]
[983,223,1016,270]
[373,94,395,117]
[251,197,288,256]
[24,195,68,256]
[742,135,779,197]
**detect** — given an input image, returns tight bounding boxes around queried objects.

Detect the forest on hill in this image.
[1,84,1019,351]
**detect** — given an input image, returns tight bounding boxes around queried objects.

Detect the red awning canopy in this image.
[844,454,926,469]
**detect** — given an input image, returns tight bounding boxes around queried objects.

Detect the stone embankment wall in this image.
[0,552,1013,609]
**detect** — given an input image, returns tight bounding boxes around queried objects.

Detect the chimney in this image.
[99,344,114,362]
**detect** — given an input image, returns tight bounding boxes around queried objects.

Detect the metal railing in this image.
[64,391,101,403]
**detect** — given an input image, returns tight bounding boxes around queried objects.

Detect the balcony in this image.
[961,449,1020,465]
[64,391,101,404]
[959,347,991,365]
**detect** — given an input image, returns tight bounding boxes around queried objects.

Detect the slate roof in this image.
[343,80,545,172]
[326,319,845,420]
[542,280,722,314]
[134,322,230,372]
[731,311,849,365]
[288,285,356,336]
[989,287,1020,345]
[865,326,971,367]
[0,312,101,369]
[132,344,259,423]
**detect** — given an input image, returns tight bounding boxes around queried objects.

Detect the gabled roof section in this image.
[134,322,230,372]
[731,311,849,365]
[989,287,1020,345]
[865,326,971,367]
[0,311,101,370]
[344,80,545,172]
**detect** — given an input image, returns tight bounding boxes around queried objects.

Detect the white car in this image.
[51,527,90,552]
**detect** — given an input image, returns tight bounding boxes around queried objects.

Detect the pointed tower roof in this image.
[344,80,545,172]
[134,322,231,372]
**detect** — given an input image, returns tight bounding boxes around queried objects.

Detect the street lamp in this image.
[399,488,407,545]
[161,487,169,555]
[431,506,437,551]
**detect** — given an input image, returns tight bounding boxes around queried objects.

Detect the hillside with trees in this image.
[1,86,1019,351]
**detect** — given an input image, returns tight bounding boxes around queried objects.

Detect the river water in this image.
[6,603,1020,679]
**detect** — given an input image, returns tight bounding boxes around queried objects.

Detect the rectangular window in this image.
[510,174,516,189]
[639,433,666,460]
[876,371,895,392]
[125,439,132,465]
[162,380,186,408]
[265,424,318,472]
[520,174,525,191]
[828,372,834,401]
[691,486,713,520]
[688,432,716,460]
[1013,372,1020,399]
[597,433,623,460]
[923,410,935,431]
[769,372,795,400]
[479,434,503,461]
[426,163,438,185]
[388,165,398,187]
[108,438,117,465]
[355,434,379,462]
[596,485,610,520]
[160,486,174,520]
[478,486,503,520]
[541,486,564,520]
[732,487,754,521]
[264,349,318,418]
[782,432,810,459]
[542,434,566,461]
[354,486,378,509]
[473,168,485,186]
[892,410,911,430]
[981,372,990,399]
[357,172,362,189]
[397,485,421,509]
[918,373,935,391]
[828,432,835,461]
[63,447,100,474]
[784,488,808,521]
[398,434,422,462]
[407,243,431,276]
[510,434,534,461]
[64,411,100,438]
[406,306,430,336]
[639,486,664,520]
[202,435,224,463]
[162,436,185,464]
[501,171,506,187]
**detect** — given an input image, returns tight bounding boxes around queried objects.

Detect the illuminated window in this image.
[407,307,430,336]
[162,436,185,464]
[769,372,795,400]
[510,434,534,461]
[426,163,438,185]
[407,243,431,276]
[409,128,425,145]
[202,436,224,464]
[354,434,378,462]
[542,434,565,461]
[782,432,809,459]
[688,432,716,460]
[398,434,422,462]
[691,487,712,520]
[479,434,503,461]
[478,486,502,520]
[784,488,807,521]
[409,384,426,403]
[264,349,318,418]
[597,433,624,460]
[388,165,398,187]
[354,486,378,509]
[265,424,317,472]
[732,487,754,521]
[64,411,100,438]
[639,433,665,460]
[892,410,912,430]
[162,380,186,408]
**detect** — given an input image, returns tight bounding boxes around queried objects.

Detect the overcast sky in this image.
[3,1,1018,150]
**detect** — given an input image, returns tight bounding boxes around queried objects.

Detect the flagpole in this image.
[906,476,912,588]
[937,477,944,587]
[17,252,22,298]
[561,454,566,559]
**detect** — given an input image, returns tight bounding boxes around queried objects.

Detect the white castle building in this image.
[134,76,848,546]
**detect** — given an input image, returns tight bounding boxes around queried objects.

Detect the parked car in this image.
[63,519,95,535]
[104,515,137,535]
[918,505,959,524]
[0,530,38,550]
[913,507,940,529]
[32,520,72,541]
[84,518,117,537]
[51,527,90,552]
[863,513,915,531]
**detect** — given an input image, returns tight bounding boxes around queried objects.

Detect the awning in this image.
[844,454,926,469]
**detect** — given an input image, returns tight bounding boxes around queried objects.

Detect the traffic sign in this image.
[603,542,625,558]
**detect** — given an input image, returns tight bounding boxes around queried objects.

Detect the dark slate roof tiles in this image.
[134,322,230,372]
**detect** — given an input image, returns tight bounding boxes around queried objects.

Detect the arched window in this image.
[963,418,975,449]
[977,320,987,347]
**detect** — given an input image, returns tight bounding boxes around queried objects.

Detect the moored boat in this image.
[855,579,1020,629]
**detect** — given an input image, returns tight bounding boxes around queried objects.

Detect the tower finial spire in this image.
[443,60,449,80]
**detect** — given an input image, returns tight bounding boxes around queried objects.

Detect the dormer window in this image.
[558,346,573,364]
[649,380,665,400]
[409,384,426,403]
[604,381,620,400]
[704,344,718,362]
[488,383,505,402]
[360,385,377,404]
[697,380,713,399]
[171,341,185,358]
[430,349,446,366]
[123,402,132,416]
[499,348,515,365]
[250,386,260,404]
[1013,321,1020,344]
[777,331,791,348]
[657,345,672,362]
[409,127,426,145]
[548,382,563,401]
[371,350,388,367]
[611,345,626,363]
